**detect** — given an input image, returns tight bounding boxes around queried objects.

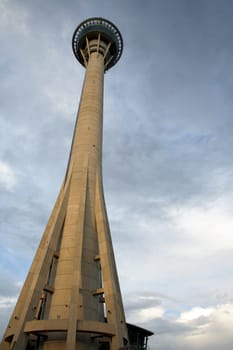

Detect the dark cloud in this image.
[124,292,164,313]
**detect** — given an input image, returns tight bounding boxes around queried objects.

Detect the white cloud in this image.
[148,304,233,350]
[174,304,233,348]
[15,281,23,289]
[0,161,17,190]
[0,297,17,309]
[138,306,164,322]
[127,306,164,324]
[178,306,214,323]
[168,200,233,255]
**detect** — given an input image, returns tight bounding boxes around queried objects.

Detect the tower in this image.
[1,18,128,350]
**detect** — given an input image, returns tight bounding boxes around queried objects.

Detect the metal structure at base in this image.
[0,18,153,350]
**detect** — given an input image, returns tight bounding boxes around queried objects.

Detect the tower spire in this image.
[1,18,128,350]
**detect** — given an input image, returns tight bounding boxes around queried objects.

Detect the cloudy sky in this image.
[1,0,233,349]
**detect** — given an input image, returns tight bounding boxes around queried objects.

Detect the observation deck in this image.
[72,17,123,71]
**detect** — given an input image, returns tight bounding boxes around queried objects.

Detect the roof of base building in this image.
[127,323,154,337]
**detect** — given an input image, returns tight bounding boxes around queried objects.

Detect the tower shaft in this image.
[1,36,128,350]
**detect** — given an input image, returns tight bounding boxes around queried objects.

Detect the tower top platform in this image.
[72,17,123,71]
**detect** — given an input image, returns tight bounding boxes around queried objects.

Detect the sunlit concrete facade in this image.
[0,18,128,350]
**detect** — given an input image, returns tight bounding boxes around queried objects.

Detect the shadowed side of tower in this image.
[0,18,128,350]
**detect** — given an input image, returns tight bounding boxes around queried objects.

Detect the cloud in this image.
[136,306,165,323]
[178,307,214,323]
[0,275,23,337]
[168,199,233,256]
[0,297,17,309]
[0,161,16,190]
[174,304,233,349]
[0,0,29,33]
[138,303,233,350]
[124,292,173,327]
